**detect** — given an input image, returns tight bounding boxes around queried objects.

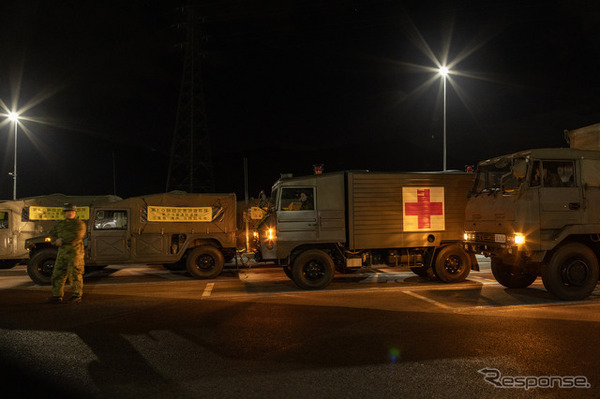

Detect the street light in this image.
[439,66,449,171]
[8,112,19,200]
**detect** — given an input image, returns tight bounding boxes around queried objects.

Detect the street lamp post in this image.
[8,112,19,200]
[439,66,449,171]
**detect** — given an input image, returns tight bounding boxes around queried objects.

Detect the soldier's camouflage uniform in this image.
[50,217,86,298]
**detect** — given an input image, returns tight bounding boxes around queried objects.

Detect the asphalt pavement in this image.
[0,259,599,398]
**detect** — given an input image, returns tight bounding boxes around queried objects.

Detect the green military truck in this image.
[254,170,477,289]
[0,194,119,269]
[25,191,237,284]
[463,123,600,300]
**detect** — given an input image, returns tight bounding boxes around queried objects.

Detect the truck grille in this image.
[466,232,501,243]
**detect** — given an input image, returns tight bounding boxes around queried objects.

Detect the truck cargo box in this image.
[347,171,473,250]
[565,123,600,150]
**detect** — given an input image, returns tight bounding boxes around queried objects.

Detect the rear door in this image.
[89,208,131,264]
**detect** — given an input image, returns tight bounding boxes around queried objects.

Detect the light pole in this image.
[439,66,449,171]
[8,112,19,200]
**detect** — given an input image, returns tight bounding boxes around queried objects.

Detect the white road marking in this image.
[202,282,214,297]
[403,290,452,310]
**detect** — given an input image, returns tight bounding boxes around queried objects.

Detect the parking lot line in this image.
[202,283,214,297]
[403,290,452,310]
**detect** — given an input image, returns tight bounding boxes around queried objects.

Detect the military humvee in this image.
[463,123,600,300]
[25,192,237,284]
[0,194,120,269]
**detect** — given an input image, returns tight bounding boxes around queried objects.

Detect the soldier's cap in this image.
[62,203,77,212]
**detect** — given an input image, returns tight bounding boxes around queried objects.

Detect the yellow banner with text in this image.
[29,206,90,220]
[147,206,213,222]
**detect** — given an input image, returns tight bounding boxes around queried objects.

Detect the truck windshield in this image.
[472,157,526,195]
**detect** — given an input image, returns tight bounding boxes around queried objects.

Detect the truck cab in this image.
[463,147,600,300]
[259,173,346,262]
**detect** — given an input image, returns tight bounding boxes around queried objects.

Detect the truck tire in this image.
[283,266,293,280]
[491,257,537,288]
[27,248,58,285]
[433,245,471,283]
[292,249,335,290]
[542,243,599,301]
[186,246,224,279]
[0,260,20,269]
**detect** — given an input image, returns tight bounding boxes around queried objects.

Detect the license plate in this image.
[495,234,506,243]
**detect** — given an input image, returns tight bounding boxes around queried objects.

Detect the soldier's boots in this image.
[45,296,82,304]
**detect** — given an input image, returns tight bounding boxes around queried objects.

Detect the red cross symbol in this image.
[404,188,443,229]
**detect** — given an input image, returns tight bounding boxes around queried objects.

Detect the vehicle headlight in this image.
[514,234,525,245]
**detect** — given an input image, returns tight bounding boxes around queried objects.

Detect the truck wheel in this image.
[542,243,599,301]
[433,245,471,283]
[186,246,224,279]
[410,266,436,280]
[0,260,20,269]
[27,248,58,285]
[283,266,293,280]
[292,249,335,290]
[491,258,537,288]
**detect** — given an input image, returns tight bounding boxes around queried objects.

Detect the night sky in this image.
[1,1,600,200]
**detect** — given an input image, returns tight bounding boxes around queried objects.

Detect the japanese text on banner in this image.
[29,206,90,220]
[147,206,213,222]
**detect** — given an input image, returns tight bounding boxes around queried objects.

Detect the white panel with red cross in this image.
[402,187,445,232]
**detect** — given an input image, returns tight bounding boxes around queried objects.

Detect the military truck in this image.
[463,123,600,300]
[25,192,237,284]
[254,170,477,289]
[0,194,120,269]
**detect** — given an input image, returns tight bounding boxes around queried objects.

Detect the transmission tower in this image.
[166,1,214,193]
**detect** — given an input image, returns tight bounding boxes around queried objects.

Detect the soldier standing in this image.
[47,203,86,304]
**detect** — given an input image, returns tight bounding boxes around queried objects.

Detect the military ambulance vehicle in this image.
[254,170,477,289]
[25,192,237,284]
[463,123,600,300]
[0,194,119,269]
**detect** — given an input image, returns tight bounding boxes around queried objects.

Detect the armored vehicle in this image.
[254,170,477,289]
[25,192,237,284]
[0,194,119,269]
[463,123,600,300]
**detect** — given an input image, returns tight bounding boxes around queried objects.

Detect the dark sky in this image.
[1,0,600,200]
